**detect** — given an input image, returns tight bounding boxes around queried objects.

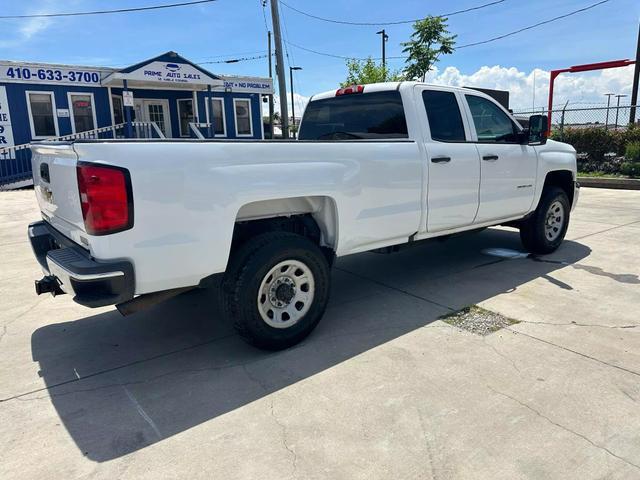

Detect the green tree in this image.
[402,16,456,81]
[341,57,404,87]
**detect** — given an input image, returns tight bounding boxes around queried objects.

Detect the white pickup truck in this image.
[29,81,578,350]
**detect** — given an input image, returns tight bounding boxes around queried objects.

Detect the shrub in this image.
[554,127,614,162]
[625,141,640,162]
[620,162,640,178]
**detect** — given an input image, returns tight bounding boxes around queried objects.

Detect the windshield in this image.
[298,90,408,140]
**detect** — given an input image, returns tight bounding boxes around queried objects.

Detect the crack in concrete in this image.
[0,333,240,403]
[507,327,640,379]
[487,385,640,471]
[334,267,455,312]
[242,365,298,479]
[0,325,6,344]
[572,219,640,241]
[483,338,521,373]
[518,320,640,330]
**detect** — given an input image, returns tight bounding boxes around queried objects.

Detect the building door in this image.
[133,99,172,137]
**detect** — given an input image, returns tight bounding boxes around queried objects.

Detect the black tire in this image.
[221,232,331,350]
[520,186,570,254]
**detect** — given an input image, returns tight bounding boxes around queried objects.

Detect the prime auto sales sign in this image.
[129,62,216,85]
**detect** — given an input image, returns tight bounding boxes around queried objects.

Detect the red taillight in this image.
[336,85,364,96]
[76,163,133,236]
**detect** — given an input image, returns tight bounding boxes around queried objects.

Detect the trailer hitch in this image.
[35,276,65,296]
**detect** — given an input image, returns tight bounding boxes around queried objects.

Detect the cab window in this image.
[422,90,466,142]
[465,95,518,143]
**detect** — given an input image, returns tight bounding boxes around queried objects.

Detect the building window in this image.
[27,91,58,139]
[205,97,226,136]
[68,93,96,133]
[177,99,194,137]
[234,98,253,137]
[112,95,124,125]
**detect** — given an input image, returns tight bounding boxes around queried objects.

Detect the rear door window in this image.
[299,91,408,140]
[422,90,466,142]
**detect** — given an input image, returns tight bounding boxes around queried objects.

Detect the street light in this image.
[615,94,628,129]
[604,93,615,129]
[376,29,389,80]
[289,66,302,139]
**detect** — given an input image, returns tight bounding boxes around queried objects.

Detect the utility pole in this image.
[269,0,289,138]
[376,29,388,80]
[615,94,628,129]
[267,30,275,138]
[532,70,536,111]
[289,66,302,139]
[604,93,615,129]
[629,22,640,125]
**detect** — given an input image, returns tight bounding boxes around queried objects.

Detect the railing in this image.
[0,144,32,189]
[189,122,214,139]
[0,122,166,189]
[129,121,165,139]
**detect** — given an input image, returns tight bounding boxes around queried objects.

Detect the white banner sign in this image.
[223,78,274,94]
[0,63,103,87]
[122,61,221,86]
[0,86,15,155]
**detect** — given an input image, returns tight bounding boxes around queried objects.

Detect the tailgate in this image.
[31,143,86,243]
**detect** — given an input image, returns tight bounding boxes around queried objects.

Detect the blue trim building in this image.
[0,51,273,188]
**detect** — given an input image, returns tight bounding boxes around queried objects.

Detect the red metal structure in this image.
[547,59,636,134]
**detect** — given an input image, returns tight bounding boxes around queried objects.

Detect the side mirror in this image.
[528,114,548,145]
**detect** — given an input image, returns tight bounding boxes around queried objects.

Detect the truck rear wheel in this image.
[222,232,331,350]
[519,186,570,254]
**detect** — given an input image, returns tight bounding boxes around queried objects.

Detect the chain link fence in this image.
[513,105,639,141]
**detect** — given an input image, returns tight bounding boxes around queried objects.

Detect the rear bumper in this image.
[572,181,580,212]
[28,221,135,307]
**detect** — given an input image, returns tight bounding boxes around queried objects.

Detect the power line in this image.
[199,54,273,64]
[458,0,611,48]
[0,0,217,19]
[285,0,614,60]
[279,0,505,26]
[197,50,268,60]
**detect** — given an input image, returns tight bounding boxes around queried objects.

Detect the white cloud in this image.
[0,0,59,49]
[425,64,635,112]
[269,93,310,118]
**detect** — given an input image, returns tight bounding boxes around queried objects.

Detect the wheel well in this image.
[231,214,335,264]
[544,170,574,205]
[231,196,338,263]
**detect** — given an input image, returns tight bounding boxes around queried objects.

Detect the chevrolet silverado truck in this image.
[28,82,579,350]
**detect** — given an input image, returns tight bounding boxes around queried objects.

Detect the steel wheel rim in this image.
[544,200,565,242]
[257,259,315,329]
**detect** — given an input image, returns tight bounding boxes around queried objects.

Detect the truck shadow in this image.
[30,227,590,462]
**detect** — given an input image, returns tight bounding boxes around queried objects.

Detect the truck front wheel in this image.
[222,232,331,350]
[519,186,570,254]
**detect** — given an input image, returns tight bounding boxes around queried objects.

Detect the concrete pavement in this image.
[1,187,639,479]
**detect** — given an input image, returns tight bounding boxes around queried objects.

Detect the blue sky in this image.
[0,0,638,109]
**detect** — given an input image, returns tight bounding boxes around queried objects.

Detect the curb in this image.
[577,177,640,190]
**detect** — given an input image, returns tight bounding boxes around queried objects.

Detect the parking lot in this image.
[1,187,639,479]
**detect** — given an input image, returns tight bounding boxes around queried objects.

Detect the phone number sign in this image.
[0,64,103,86]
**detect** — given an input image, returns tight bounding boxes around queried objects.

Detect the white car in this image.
[29,82,579,349]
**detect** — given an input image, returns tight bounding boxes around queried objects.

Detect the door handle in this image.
[431,156,451,164]
[482,154,499,161]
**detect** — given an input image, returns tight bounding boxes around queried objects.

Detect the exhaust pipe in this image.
[34,276,65,296]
